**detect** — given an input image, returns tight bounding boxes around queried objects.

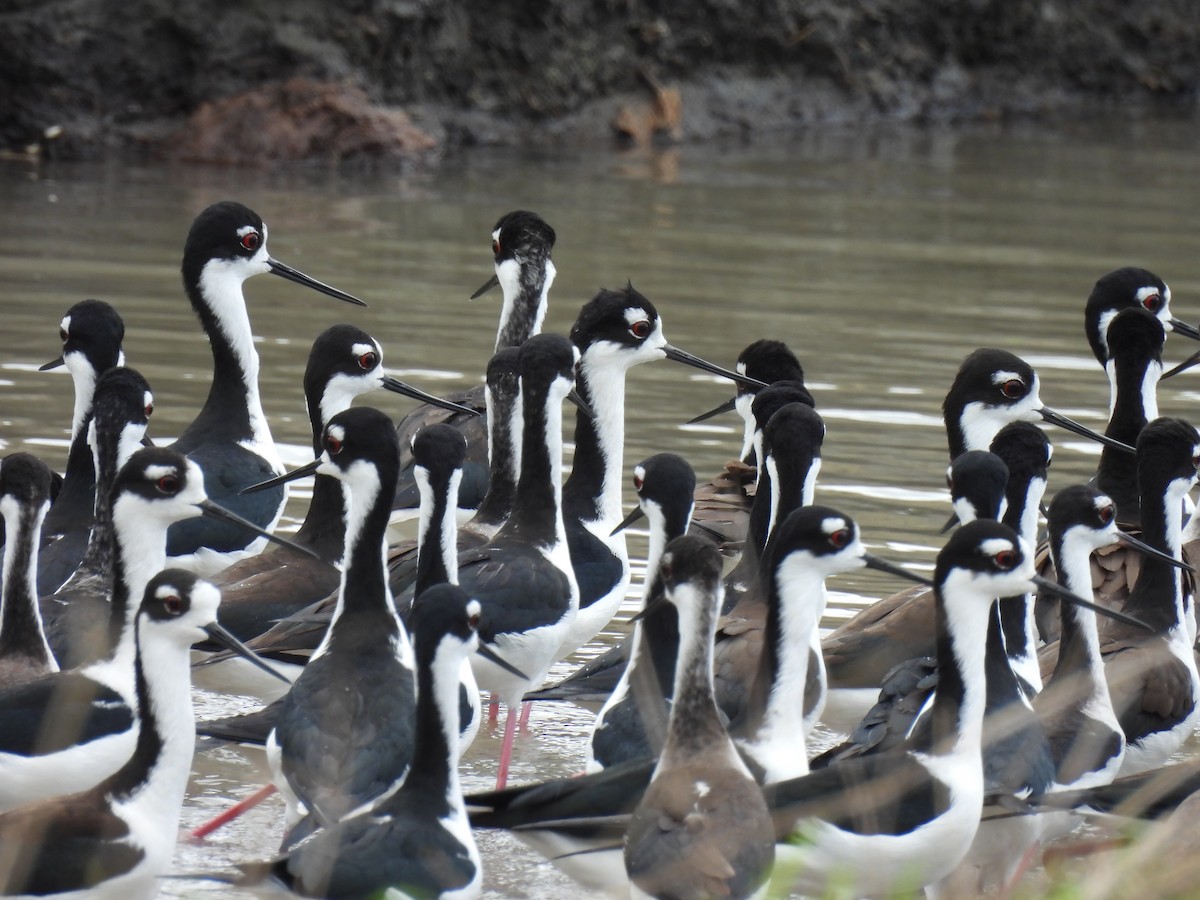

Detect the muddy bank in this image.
[3,0,1198,163]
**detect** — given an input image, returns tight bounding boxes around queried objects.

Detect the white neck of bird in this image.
[114,624,197,835]
[1058,530,1115,710]
[415,467,461,585]
[752,558,826,782]
[936,571,994,757]
[0,498,55,667]
[579,349,632,530]
[65,354,98,441]
[197,260,276,455]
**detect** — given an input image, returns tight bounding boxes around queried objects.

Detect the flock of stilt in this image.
[1,202,1199,899]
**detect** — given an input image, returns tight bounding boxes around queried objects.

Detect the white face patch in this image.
[467,599,481,619]
[1136,285,1170,326]
[491,227,502,245]
[59,315,71,336]
[820,516,849,537]
[143,390,154,414]
[991,370,1023,389]
[350,342,380,367]
[326,423,346,449]
[143,464,180,482]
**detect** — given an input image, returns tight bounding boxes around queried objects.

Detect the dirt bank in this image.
[2,0,1198,163]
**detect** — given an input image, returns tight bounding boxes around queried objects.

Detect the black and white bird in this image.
[0,453,57,685]
[166,200,365,574]
[199,322,473,651]
[0,447,304,812]
[392,210,557,515]
[252,407,418,835]
[39,366,154,668]
[212,583,523,900]
[0,569,284,899]
[1083,266,1199,367]
[35,298,127,595]
[623,535,776,900]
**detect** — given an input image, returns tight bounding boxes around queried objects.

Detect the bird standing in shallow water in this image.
[0,453,57,685]
[34,298,126,595]
[167,200,366,575]
[0,569,283,899]
[624,535,775,900]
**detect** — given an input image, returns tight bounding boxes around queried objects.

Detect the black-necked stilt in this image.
[765,520,1135,898]
[0,569,282,898]
[39,366,154,668]
[167,200,365,575]
[248,407,417,834]
[205,345,524,669]
[713,402,826,729]
[206,583,524,900]
[729,506,927,785]
[200,322,473,648]
[816,449,1010,759]
[1083,266,1199,368]
[824,346,1127,696]
[392,210,557,516]
[943,347,1132,458]
[687,339,810,551]
[0,446,302,813]
[1031,485,1191,841]
[623,535,775,900]
[455,332,581,789]
[586,454,695,770]
[193,420,474,749]
[1089,417,1200,774]
[559,285,760,658]
[35,298,126,595]
[0,453,56,685]
[719,382,820,612]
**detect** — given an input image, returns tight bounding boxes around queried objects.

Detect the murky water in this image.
[3,115,1200,897]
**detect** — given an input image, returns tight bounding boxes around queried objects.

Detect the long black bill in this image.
[196,499,320,560]
[567,388,597,420]
[203,621,293,684]
[1169,317,1200,342]
[939,513,959,534]
[610,505,645,536]
[1039,407,1135,455]
[470,273,501,300]
[239,459,322,495]
[477,643,527,680]
[1032,574,1153,632]
[686,396,738,425]
[380,375,480,416]
[1163,348,1200,379]
[662,345,767,389]
[1116,530,1196,572]
[38,355,64,372]
[863,553,932,586]
[267,258,367,307]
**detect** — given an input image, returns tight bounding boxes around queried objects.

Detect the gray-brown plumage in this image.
[624,535,774,900]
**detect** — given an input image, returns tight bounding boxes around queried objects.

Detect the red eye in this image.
[1098,505,1115,524]
[163,594,183,615]
[1142,293,1162,312]
[629,320,652,339]
[492,239,501,255]
[59,328,68,342]
[829,528,852,549]
[468,612,480,629]
[1000,379,1025,399]
[326,435,343,455]
[357,352,379,370]
[633,474,644,492]
[145,402,154,417]
[240,231,261,251]
[156,474,181,493]
[993,549,1017,570]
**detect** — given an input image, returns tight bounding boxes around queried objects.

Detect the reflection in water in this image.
[2,116,1200,896]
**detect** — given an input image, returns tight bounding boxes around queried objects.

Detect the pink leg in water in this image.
[488,692,500,724]
[495,704,519,789]
[518,700,533,731]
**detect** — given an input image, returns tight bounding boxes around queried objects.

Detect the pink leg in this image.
[495,704,519,790]
[488,691,500,724]
[518,700,533,731]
